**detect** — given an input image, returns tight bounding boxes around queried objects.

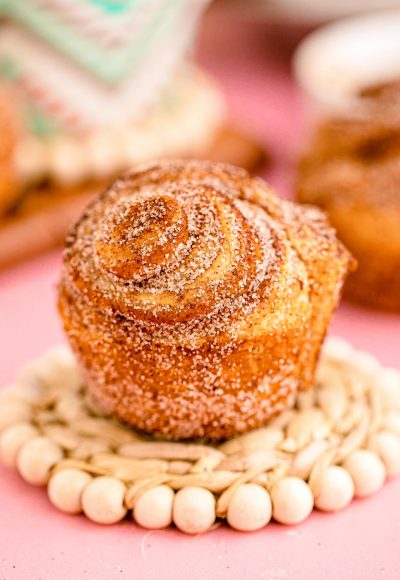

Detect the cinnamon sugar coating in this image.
[58,160,353,440]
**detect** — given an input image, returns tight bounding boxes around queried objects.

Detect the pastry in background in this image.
[0,0,224,212]
[297,80,400,311]
[294,12,400,311]
[59,160,354,440]
[0,86,19,215]
[0,1,268,268]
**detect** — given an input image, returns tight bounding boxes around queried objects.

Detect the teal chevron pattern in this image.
[2,0,203,85]
[88,0,142,13]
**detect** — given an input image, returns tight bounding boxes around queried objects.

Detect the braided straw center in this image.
[1,339,399,532]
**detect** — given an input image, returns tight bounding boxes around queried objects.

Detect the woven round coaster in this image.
[0,337,399,533]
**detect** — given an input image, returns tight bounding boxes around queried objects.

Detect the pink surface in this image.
[1,9,400,580]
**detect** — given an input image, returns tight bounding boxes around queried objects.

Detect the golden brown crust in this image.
[0,86,19,215]
[298,114,400,311]
[58,160,353,440]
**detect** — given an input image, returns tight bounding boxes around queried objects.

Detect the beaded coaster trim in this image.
[0,337,399,533]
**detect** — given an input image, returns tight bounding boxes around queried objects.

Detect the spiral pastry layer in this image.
[59,160,353,439]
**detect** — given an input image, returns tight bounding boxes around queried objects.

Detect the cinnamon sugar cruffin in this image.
[297,80,400,311]
[1,338,399,520]
[58,160,354,439]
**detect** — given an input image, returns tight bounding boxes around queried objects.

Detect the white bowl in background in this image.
[223,0,400,26]
[293,10,400,115]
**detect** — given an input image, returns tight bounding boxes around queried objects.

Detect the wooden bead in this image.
[343,450,386,498]
[378,368,400,409]
[48,468,92,514]
[82,476,127,524]
[173,487,215,534]
[227,484,272,531]
[17,437,63,485]
[382,411,400,437]
[353,351,380,375]
[376,431,400,478]
[0,399,31,432]
[0,381,41,405]
[271,477,314,525]
[314,466,354,512]
[322,336,354,362]
[0,422,38,468]
[20,349,81,392]
[133,485,174,529]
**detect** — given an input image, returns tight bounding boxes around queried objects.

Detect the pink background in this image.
[1,9,400,580]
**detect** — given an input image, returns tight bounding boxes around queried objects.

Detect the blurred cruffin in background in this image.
[294,11,400,311]
[0,0,237,267]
